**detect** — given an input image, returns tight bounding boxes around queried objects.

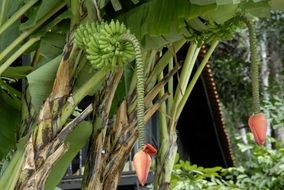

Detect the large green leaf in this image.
[27,55,61,112]
[33,10,71,38]
[204,4,238,24]
[73,61,105,96]
[0,21,19,53]
[34,11,70,66]
[146,0,190,35]
[45,121,92,190]
[4,0,24,16]
[38,33,66,60]
[0,89,21,159]
[0,0,24,62]
[119,0,283,49]
[119,0,216,48]
[20,0,65,30]
[0,80,21,108]
[270,0,284,10]
[2,66,33,79]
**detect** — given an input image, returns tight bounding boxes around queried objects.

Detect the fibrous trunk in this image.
[16,46,73,189]
[154,134,177,190]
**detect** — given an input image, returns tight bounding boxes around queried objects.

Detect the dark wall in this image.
[177,72,231,168]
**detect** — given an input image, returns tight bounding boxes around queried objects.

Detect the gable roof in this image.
[177,44,234,167]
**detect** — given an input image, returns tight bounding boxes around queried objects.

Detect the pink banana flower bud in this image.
[133,144,157,186]
[248,113,268,145]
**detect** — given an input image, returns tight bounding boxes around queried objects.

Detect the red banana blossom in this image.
[248,113,268,145]
[133,144,157,186]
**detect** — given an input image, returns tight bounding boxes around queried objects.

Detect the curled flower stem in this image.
[121,33,145,149]
[74,21,145,149]
[241,16,261,113]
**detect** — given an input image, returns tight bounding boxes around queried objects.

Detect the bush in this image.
[171,137,284,190]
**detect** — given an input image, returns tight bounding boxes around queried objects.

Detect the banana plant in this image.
[0,0,283,190]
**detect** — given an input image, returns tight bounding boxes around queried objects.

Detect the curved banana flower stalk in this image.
[248,113,268,145]
[133,144,157,186]
[240,16,269,146]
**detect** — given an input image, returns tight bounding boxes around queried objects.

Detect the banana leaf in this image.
[20,0,66,30]
[27,55,61,112]
[0,89,21,159]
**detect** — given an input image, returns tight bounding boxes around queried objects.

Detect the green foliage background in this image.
[172,136,284,190]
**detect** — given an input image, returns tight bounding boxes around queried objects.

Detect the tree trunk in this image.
[154,133,177,190]
[16,46,72,189]
[259,32,272,148]
[82,101,138,190]
[268,33,284,143]
[82,97,166,189]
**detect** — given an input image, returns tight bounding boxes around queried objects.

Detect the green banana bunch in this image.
[74,20,145,149]
[74,20,135,69]
[74,22,101,49]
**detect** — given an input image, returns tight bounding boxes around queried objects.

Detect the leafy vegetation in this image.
[0,0,283,189]
[172,136,284,190]
[171,8,284,190]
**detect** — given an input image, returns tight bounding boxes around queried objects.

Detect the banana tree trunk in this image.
[13,43,96,189]
[82,101,138,190]
[154,134,177,190]
[81,70,136,190]
[16,136,69,189]
[81,69,175,189]
[15,46,72,189]
[82,97,167,189]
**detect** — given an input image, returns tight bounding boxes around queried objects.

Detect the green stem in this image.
[0,79,21,98]
[69,44,80,75]
[0,141,25,190]
[0,0,9,26]
[146,39,186,91]
[176,40,219,118]
[0,0,38,36]
[181,44,200,92]
[70,0,80,28]
[122,34,144,149]
[86,0,100,21]
[173,42,198,105]
[123,67,129,96]
[241,16,261,113]
[167,58,174,114]
[31,48,40,67]
[0,1,65,63]
[158,71,168,146]
[0,37,40,75]
[168,42,199,136]
[154,40,218,190]
[72,51,87,86]
[0,80,21,109]
[145,50,157,78]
